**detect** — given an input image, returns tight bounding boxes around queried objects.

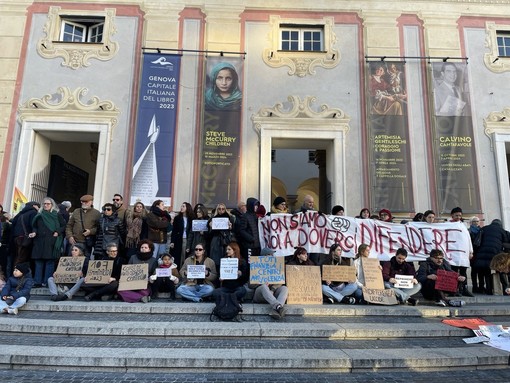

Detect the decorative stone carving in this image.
[37,6,119,69]
[483,108,510,150]
[262,16,340,77]
[484,22,510,73]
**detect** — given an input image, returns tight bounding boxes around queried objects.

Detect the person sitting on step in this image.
[382,247,421,306]
[320,244,357,305]
[0,262,34,315]
[48,244,88,301]
[150,253,179,301]
[177,243,217,302]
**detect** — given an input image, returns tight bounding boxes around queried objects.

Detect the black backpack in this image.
[210,292,243,321]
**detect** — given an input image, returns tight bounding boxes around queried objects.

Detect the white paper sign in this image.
[394,274,414,288]
[192,220,208,232]
[187,264,206,279]
[212,217,229,230]
[156,268,171,277]
[220,258,238,280]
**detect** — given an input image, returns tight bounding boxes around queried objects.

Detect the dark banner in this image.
[130,53,181,207]
[367,61,413,212]
[431,62,481,213]
[198,58,243,208]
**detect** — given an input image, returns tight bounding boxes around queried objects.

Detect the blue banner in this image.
[130,53,181,207]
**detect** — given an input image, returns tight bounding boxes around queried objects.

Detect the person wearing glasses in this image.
[416,249,465,307]
[208,203,234,271]
[65,194,100,258]
[177,244,217,302]
[271,197,288,214]
[93,203,125,260]
[112,194,126,222]
[30,197,66,287]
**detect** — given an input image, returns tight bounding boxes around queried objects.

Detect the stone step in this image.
[0,344,507,372]
[23,298,510,318]
[0,317,485,338]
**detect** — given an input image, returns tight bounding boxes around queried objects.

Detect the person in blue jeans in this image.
[0,262,34,315]
[177,244,217,302]
[320,244,357,304]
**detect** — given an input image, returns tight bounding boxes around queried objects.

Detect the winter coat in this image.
[31,211,66,261]
[208,213,234,268]
[416,257,454,285]
[238,198,260,250]
[319,254,352,286]
[146,208,170,244]
[170,214,191,257]
[128,251,158,276]
[381,256,417,281]
[180,255,217,287]
[65,207,101,242]
[2,271,34,301]
[220,257,249,290]
[11,203,38,238]
[93,213,125,259]
[475,220,510,269]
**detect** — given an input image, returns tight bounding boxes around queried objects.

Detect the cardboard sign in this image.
[211,217,229,230]
[53,256,86,284]
[362,287,398,305]
[220,258,239,280]
[156,268,171,277]
[322,265,356,283]
[118,263,149,291]
[84,260,113,284]
[362,258,384,290]
[435,269,459,293]
[286,265,323,305]
[192,219,208,232]
[394,274,414,289]
[187,264,206,279]
[249,256,285,285]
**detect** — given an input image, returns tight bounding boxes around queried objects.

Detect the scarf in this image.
[35,210,63,259]
[126,211,144,248]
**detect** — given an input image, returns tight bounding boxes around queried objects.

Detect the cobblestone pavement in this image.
[0,368,510,383]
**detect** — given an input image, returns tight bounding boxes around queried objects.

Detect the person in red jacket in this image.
[382,248,421,306]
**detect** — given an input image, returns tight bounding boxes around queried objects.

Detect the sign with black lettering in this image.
[362,258,384,290]
[286,265,323,305]
[435,269,459,293]
[118,263,149,291]
[249,256,285,285]
[54,256,85,284]
[85,260,113,284]
[362,287,398,305]
[322,265,356,283]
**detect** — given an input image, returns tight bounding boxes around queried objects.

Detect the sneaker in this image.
[269,308,281,320]
[84,294,93,302]
[406,297,419,306]
[2,308,8,314]
[7,308,18,315]
[140,296,151,303]
[435,300,447,307]
[341,296,356,305]
[447,300,465,307]
[101,295,113,302]
[54,294,68,302]
[325,297,335,304]
[50,295,58,301]
[462,289,474,298]
[276,304,287,318]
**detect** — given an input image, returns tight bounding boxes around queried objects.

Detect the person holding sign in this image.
[382,248,421,306]
[208,203,234,271]
[177,244,217,302]
[186,205,210,259]
[213,242,248,301]
[83,243,125,301]
[416,249,466,307]
[117,240,157,303]
[149,253,179,301]
[353,244,378,301]
[320,244,357,305]
[252,248,288,320]
[48,244,88,301]
[287,247,315,266]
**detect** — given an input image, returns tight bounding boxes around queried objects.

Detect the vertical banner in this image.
[130,53,181,207]
[198,58,243,208]
[367,62,413,212]
[431,62,480,213]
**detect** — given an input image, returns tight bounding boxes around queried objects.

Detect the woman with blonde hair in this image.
[208,203,234,271]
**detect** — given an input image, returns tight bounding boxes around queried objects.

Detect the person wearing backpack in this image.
[212,242,248,301]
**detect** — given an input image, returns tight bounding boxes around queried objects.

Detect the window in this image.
[263,16,339,77]
[497,32,510,57]
[37,6,118,69]
[60,17,105,43]
[280,25,324,52]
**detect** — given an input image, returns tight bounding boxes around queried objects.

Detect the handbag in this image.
[18,217,33,247]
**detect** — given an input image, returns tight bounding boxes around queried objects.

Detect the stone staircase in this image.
[0,289,508,374]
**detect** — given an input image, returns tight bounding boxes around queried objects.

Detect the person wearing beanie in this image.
[378,209,393,222]
[331,205,345,216]
[271,197,288,214]
[448,206,474,297]
[0,263,34,315]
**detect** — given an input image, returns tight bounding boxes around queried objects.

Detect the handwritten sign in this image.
[362,258,384,290]
[435,269,459,293]
[394,274,414,288]
[362,287,398,305]
[54,256,85,284]
[84,260,113,284]
[220,258,238,280]
[286,265,323,305]
[118,263,148,291]
[258,213,472,266]
[156,268,171,277]
[212,217,229,230]
[192,220,208,232]
[322,265,356,283]
[249,256,285,285]
[187,264,206,279]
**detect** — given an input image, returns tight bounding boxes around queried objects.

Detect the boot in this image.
[462,285,474,297]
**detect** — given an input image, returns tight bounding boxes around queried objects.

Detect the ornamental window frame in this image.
[484,22,510,73]
[37,6,118,69]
